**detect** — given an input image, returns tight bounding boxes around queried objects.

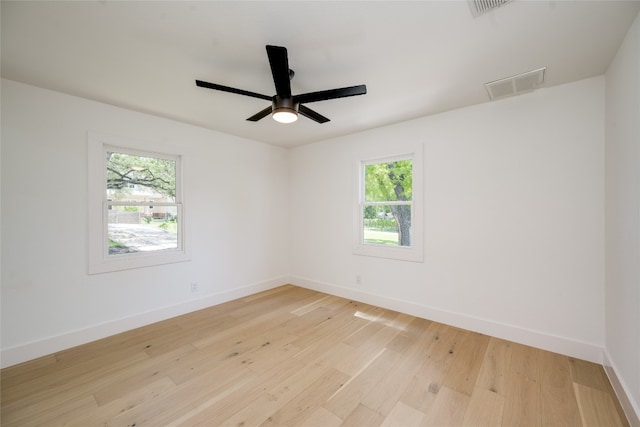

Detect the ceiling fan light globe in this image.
[272,109,298,123]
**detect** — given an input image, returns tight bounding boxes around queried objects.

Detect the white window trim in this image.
[353,145,424,262]
[88,131,190,274]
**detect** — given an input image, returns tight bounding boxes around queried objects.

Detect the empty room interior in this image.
[1,1,639,425]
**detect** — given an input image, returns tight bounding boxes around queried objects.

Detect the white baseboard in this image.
[290,275,604,364]
[604,350,640,427]
[1,276,288,369]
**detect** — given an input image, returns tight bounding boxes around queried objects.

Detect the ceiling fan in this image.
[196,45,367,124]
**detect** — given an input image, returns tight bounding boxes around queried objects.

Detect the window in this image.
[354,148,423,262]
[88,132,189,274]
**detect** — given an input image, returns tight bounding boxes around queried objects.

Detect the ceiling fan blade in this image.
[266,45,292,98]
[294,84,367,104]
[246,105,273,122]
[298,105,330,123]
[195,80,272,101]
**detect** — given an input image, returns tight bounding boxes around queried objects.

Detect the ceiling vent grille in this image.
[468,0,512,17]
[485,67,546,101]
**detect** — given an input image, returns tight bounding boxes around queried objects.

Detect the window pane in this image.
[107,205,179,255]
[363,204,411,246]
[364,159,412,202]
[106,151,176,203]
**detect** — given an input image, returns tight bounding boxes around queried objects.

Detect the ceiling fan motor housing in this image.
[272,96,299,123]
[272,96,299,113]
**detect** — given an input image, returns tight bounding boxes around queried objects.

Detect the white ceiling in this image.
[2,1,639,148]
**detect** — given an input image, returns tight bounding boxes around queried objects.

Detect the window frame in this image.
[353,146,424,262]
[88,131,189,274]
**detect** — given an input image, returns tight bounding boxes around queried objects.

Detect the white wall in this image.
[1,79,290,367]
[605,11,640,423]
[0,74,610,372]
[290,76,605,363]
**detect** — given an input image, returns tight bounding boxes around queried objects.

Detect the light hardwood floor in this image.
[1,285,629,426]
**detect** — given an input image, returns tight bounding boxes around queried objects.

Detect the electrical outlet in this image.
[190,282,198,293]
[356,275,362,285]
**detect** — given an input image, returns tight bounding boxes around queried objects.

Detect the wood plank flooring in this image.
[1,285,629,426]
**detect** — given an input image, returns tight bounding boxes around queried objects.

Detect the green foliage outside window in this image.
[365,160,412,203]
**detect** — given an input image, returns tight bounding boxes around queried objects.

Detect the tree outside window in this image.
[106,149,181,255]
[362,158,413,247]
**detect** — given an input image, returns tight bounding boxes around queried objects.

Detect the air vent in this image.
[485,67,546,101]
[469,0,512,17]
